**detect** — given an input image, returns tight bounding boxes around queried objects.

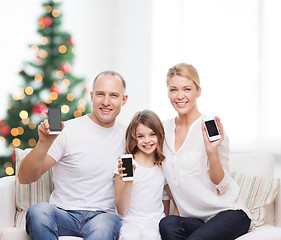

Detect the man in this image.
[18,71,128,240]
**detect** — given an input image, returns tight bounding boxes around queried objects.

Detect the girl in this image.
[159,63,252,240]
[115,110,175,240]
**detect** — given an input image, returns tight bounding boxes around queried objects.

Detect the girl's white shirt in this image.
[162,115,252,222]
[114,160,166,222]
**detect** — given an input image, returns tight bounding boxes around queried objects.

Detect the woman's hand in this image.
[201,116,224,155]
[202,116,225,186]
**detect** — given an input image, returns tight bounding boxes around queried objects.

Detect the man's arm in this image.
[17,119,63,184]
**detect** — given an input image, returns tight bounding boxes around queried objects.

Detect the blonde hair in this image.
[125,110,165,166]
[166,63,200,89]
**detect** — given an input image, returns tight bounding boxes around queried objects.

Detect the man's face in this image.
[90,74,128,128]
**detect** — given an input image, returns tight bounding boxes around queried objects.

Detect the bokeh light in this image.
[67,93,75,101]
[19,110,28,119]
[12,138,21,147]
[5,167,14,176]
[61,105,70,113]
[58,45,67,54]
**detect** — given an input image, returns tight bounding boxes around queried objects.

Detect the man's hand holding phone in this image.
[37,107,64,144]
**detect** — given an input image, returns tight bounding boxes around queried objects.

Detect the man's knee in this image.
[27,202,54,219]
[26,203,55,228]
[86,212,121,239]
[95,213,121,231]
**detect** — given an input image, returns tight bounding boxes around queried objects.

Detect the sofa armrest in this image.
[274,178,281,227]
[0,176,16,230]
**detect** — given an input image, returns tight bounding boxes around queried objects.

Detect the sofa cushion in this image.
[235,224,281,240]
[15,148,54,228]
[232,171,280,227]
[0,227,82,240]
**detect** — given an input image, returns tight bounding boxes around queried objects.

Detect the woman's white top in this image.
[162,115,252,222]
[114,161,166,222]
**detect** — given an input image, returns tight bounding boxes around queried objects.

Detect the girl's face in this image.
[168,75,201,116]
[135,123,158,156]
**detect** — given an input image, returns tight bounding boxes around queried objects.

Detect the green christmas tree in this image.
[0,0,91,177]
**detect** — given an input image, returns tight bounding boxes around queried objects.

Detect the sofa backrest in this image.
[229,152,277,226]
[229,152,275,177]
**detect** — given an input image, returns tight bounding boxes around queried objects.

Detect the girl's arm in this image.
[114,159,134,216]
[164,184,179,216]
[201,116,226,193]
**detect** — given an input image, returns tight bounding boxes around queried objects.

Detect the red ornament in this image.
[68,37,75,46]
[50,86,60,95]
[32,104,47,114]
[84,85,91,92]
[0,125,10,136]
[11,152,16,163]
[43,16,53,27]
[59,63,71,74]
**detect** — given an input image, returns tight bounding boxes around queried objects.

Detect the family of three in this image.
[18,63,252,240]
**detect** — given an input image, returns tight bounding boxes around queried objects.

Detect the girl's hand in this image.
[201,116,224,155]
[117,159,136,180]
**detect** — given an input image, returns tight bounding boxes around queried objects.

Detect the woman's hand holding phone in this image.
[201,116,224,155]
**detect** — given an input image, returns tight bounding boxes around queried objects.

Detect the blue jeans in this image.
[26,202,121,240]
[159,209,251,240]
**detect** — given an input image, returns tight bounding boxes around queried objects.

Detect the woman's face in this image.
[168,75,201,115]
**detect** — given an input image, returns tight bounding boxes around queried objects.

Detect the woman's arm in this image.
[114,159,134,216]
[164,184,179,215]
[201,117,225,189]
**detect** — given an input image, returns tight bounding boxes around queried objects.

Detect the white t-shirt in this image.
[162,115,252,222]
[114,161,166,222]
[47,114,126,213]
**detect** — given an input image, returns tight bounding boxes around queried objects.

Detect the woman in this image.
[159,63,252,240]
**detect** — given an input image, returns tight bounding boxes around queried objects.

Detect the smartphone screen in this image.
[48,107,62,131]
[122,157,133,177]
[204,119,219,137]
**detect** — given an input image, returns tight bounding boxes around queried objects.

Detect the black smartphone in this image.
[204,119,221,141]
[121,154,134,181]
[48,107,62,134]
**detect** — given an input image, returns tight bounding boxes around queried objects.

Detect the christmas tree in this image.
[0,0,91,178]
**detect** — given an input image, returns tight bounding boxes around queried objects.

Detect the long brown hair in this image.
[125,110,165,165]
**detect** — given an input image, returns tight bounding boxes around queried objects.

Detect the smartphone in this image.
[121,154,134,181]
[204,118,221,142]
[48,107,62,135]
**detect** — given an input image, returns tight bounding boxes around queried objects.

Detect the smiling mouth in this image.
[100,108,112,113]
[142,144,154,149]
[175,102,188,107]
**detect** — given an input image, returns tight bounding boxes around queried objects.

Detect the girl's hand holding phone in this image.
[118,156,136,182]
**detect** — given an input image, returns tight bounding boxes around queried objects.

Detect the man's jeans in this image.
[26,202,121,240]
[159,209,251,240]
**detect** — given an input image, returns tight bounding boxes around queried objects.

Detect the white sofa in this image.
[0,152,281,240]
